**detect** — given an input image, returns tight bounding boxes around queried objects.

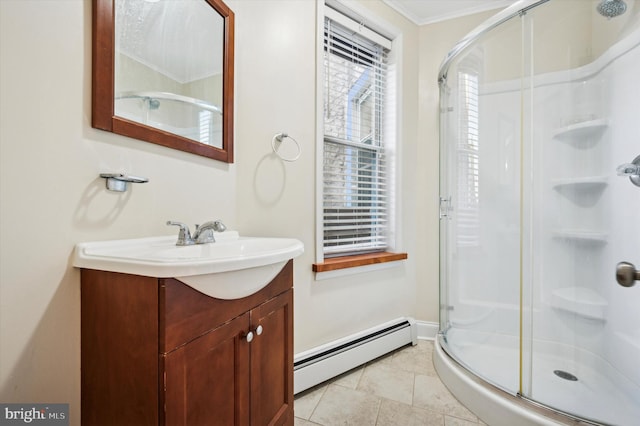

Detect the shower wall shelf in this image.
[550,287,607,321]
[552,118,608,141]
[552,176,608,191]
[552,230,608,245]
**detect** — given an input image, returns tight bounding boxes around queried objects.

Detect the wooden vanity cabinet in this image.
[81,260,294,426]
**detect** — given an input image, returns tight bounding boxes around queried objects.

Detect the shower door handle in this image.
[616,262,640,287]
[439,196,452,219]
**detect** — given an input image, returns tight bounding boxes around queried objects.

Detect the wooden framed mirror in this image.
[92,0,234,162]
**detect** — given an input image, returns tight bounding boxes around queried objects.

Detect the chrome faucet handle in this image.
[616,163,640,176]
[166,221,195,246]
[616,155,640,187]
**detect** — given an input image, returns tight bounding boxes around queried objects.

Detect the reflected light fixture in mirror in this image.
[92,0,234,162]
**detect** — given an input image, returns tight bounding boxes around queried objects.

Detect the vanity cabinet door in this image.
[81,262,294,425]
[250,289,294,426]
[163,311,251,426]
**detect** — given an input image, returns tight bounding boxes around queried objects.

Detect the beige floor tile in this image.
[444,415,479,426]
[294,342,484,426]
[376,398,445,426]
[330,365,365,389]
[357,361,415,405]
[391,340,437,376]
[413,375,478,423]
[295,384,328,420]
[310,384,381,426]
[295,417,323,426]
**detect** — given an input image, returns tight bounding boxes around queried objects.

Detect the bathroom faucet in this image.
[166,220,226,246]
[193,220,227,244]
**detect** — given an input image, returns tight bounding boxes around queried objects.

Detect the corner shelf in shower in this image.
[552,176,608,192]
[552,230,608,245]
[550,286,607,321]
[552,118,608,142]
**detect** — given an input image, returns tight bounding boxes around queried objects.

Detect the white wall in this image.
[230,0,421,353]
[0,0,494,423]
[0,1,236,423]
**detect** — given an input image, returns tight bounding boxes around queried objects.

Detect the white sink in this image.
[73,231,304,299]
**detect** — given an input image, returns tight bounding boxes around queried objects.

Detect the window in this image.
[316,5,405,272]
[456,60,481,248]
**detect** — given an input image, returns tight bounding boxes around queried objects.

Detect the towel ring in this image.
[271,133,301,162]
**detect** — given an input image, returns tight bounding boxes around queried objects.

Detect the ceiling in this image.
[117,0,223,84]
[382,0,519,25]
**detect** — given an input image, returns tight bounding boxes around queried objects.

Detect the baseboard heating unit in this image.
[293,317,417,394]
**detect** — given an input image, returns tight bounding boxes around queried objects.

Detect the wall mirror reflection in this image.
[92,0,234,162]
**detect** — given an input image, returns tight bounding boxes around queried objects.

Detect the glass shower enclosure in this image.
[438,0,640,424]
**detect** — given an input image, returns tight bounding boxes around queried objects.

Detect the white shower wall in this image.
[530,28,640,391]
[601,36,640,394]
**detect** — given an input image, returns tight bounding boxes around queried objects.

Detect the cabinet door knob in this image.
[245,331,254,343]
[255,325,263,336]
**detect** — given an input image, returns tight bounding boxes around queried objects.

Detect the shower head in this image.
[597,0,627,18]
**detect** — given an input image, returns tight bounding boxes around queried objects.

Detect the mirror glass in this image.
[92,0,234,162]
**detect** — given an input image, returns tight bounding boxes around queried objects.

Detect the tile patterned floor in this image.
[294,340,487,426]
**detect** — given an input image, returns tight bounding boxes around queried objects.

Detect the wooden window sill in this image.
[312,252,408,273]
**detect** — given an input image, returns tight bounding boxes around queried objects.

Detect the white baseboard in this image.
[293,318,440,394]
[293,318,416,394]
[415,320,439,340]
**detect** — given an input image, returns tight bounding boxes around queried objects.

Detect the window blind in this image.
[456,68,480,247]
[322,12,391,256]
